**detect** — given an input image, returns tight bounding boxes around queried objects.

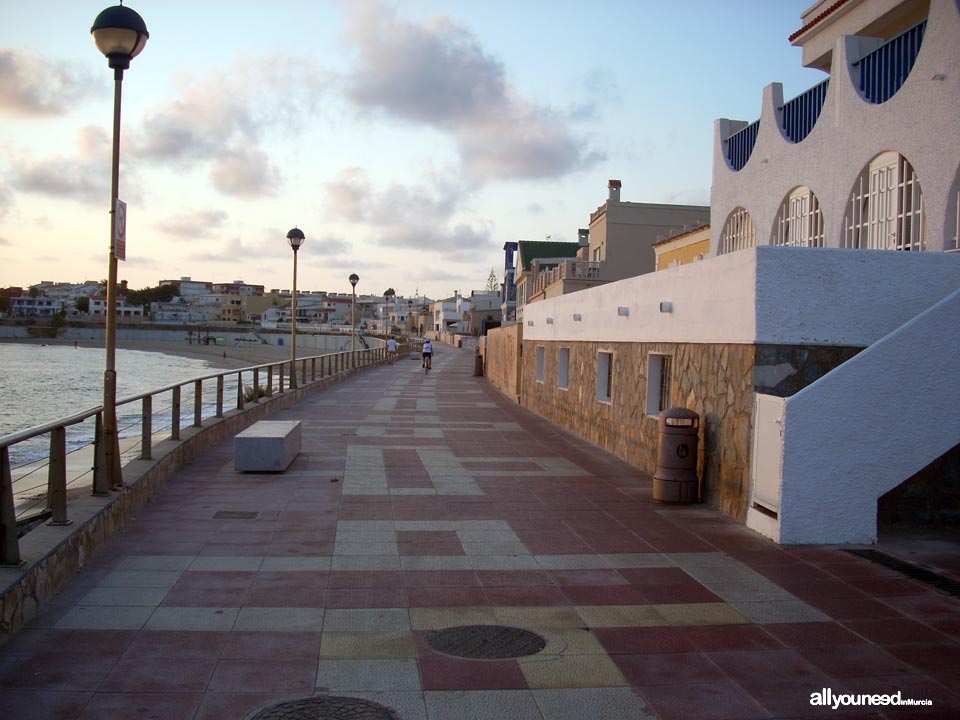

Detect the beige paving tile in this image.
[320,631,416,659]
[574,605,667,628]
[409,606,497,630]
[652,602,750,626]
[493,606,583,629]
[538,627,608,656]
[518,654,628,689]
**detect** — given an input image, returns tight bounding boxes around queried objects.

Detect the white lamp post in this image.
[286,228,305,389]
[349,273,359,355]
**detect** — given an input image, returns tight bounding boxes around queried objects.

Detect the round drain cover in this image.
[426,624,546,659]
[244,695,399,720]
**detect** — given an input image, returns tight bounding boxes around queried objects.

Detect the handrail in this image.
[725,120,760,172]
[853,19,926,105]
[779,78,829,143]
[0,344,395,565]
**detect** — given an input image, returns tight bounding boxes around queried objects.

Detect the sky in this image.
[0,0,825,300]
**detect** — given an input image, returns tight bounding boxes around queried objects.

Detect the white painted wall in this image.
[774,288,960,544]
[523,246,960,347]
[711,1,960,253]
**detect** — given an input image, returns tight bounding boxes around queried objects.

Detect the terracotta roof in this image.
[789,0,853,42]
[651,224,711,248]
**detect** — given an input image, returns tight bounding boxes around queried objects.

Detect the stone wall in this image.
[484,324,522,402]
[517,340,862,524]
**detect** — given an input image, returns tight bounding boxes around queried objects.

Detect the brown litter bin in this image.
[653,407,699,504]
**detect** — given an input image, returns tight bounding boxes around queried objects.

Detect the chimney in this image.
[608,179,621,203]
[577,228,589,246]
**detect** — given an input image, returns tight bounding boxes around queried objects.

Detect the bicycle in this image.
[422,352,432,373]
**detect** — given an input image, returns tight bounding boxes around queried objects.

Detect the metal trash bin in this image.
[653,407,699,504]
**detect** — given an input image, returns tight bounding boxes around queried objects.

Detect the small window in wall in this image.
[535,346,545,383]
[558,347,570,390]
[597,351,613,403]
[646,354,673,416]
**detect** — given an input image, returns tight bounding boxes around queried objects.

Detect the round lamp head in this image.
[349,273,359,287]
[91,5,149,70]
[286,227,305,251]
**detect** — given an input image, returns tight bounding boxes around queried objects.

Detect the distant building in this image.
[211,280,265,296]
[501,241,518,322]
[653,225,711,270]
[158,277,212,297]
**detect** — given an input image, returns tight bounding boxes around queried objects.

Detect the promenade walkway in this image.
[2,347,959,719]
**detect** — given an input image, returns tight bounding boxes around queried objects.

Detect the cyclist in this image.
[386,336,398,365]
[421,339,433,371]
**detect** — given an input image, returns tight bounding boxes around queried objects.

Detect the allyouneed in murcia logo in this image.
[810,688,932,710]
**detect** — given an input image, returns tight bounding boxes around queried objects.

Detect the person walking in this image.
[386,336,398,365]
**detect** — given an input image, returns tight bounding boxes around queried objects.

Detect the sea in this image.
[0,343,235,465]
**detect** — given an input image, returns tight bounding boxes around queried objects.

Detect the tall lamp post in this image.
[91,4,148,493]
[287,228,305,389]
[349,274,359,355]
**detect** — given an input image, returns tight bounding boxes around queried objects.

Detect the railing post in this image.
[1,447,24,566]
[141,395,153,460]
[47,426,70,526]
[253,368,260,403]
[278,363,285,393]
[267,366,274,396]
[311,358,316,381]
[92,411,110,496]
[237,371,245,410]
[170,386,181,440]
[193,380,203,427]
[216,375,224,418]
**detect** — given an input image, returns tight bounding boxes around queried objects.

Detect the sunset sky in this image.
[0,0,823,299]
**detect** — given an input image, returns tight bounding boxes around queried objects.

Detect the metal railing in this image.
[725,120,760,172]
[0,346,388,566]
[531,260,602,296]
[854,20,926,104]
[780,79,829,143]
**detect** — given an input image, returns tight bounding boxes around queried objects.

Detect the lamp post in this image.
[287,228,305,389]
[349,273,359,355]
[90,4,148,493]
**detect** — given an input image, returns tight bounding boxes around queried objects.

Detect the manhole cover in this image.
[244,695,399,720]
[426,625,546,659]
[213,511,259,519]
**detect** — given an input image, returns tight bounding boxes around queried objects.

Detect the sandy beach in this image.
[1,337,296,370]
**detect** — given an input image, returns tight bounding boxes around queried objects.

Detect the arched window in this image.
[772,186,824,247]
[718,207,756,255]
[844,152,925,251]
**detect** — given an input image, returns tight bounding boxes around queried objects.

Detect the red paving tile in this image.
[121,630,229,659]
[220,631,321,660]
[208,659,315,693]
[328,570,405,588]
[77,692,202,720]
[761,621,872,648]
[559,584,649,605]
[1,690,92,720]
[474,570,554,587]
[680,625,784,652]
[418,655,528,690]
[482,585,569,606]
[98,657,217,692]
[325,587,409,608]
[638,680,771,720]
[614,651,727,685]
[594,626,697,655]
[408,586,489,607]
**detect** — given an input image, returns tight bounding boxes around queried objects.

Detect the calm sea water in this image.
[0,344,234,464]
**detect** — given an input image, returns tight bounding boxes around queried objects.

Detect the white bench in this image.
[234,420,302,472]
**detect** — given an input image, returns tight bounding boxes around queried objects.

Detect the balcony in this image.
[530,260,603,298]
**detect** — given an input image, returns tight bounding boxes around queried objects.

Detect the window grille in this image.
[772,187,824,247]
[718,207,757,255]
[558,347,569,390]
[535,346,545,382]
[646,354,673,416]
[844,153,925,251]
[597,352,613,403]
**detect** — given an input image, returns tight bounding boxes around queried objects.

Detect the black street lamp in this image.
[349,273,359,355]
[90,3,148,493]
[287,228,305,389]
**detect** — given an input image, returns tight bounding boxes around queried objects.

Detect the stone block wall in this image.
[485,324,522,402]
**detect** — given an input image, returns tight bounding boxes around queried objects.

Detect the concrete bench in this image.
[234,420,302,472]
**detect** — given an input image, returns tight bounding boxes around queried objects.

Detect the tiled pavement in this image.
[2,348,959,719]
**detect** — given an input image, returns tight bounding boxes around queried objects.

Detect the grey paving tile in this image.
[731,600,830,624]
[395,521,455,531]
[54,605,154,630]
[323,608,410,632]
[667,552,731,567]
[188,556,264,572]
[260,556,332,572]
[339,691,427,720]
[98,570,183,588]
[145,606,239,631]
[456,530,522,543]
[332,555,402,571]
[78,586,169,607]
[461,541,530,556]
[706,581,801,602]
[316,659,421,691]
[602,553,676,568]
[401,556,473,571]
[335,530,398,543]
[533,687,655,720]
[235,606,326,631]
[468,555,542,571]
[424,690,542,720]
[333,542,400,556]
[535,554,609,570]
[117,555,196,572]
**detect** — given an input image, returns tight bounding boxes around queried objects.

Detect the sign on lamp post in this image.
[113,198,127,261]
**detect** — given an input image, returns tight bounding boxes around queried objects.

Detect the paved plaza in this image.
[1,348,959,719]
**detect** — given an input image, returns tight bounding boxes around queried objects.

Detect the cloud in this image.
[156,210,229,238]
[210,148,279,198]
[0,236,11,246]
[128,56,328,198]
[0,49,99,117]
[9,125,140,204]
[527,202,544,215]
[0,185,12,218]
[663,187,711,206]
[342,2,601,183]
[322,167,495,259]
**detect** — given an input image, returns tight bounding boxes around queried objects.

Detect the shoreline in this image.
[0,336,295,370]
